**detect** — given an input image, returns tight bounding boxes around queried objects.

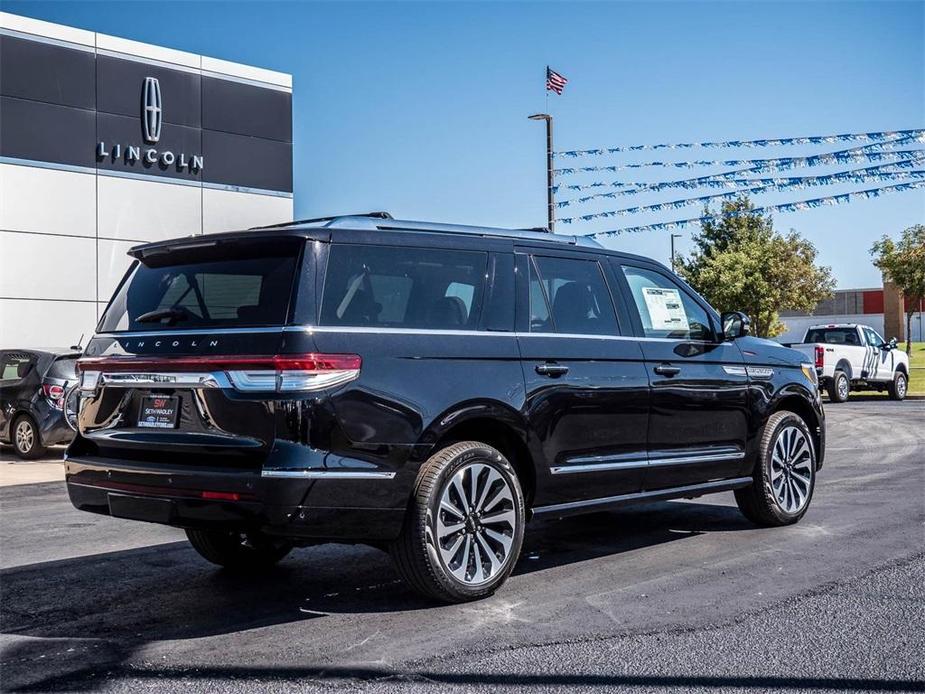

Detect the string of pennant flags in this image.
[554,128,925,158]
[556,157,925,210]
[553,132,923,176]
[555,154,925,195]
[571,181,925,237]
[557,170,925,223]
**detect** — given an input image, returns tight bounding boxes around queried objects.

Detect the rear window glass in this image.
[321,244,488,330]
[98,242,301,332]
[46,358,78,380]
[804,328,861,345]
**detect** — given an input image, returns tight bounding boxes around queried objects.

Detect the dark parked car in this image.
[67,214,825,602]
[1,349,80,459]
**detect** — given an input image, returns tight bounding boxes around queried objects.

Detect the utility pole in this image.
[528,113,554,232]
[670,233,683,273]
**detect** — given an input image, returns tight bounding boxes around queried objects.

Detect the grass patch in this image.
[901,342,924,395]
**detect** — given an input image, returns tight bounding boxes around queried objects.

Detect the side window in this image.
[621,266,713,341]
[864,328,884,347]
[0,353,34,382]
[320,244,488,330]
[532,256,619,336]
[529,262,552,331]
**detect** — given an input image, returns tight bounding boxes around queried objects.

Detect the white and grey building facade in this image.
[0,12,293,349]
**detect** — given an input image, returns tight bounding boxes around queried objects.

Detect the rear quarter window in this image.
[320,244,488,330]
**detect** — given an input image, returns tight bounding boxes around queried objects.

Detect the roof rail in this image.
[249,212,393,230]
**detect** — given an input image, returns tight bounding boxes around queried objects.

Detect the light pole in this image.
[528,113,554,232]
[670,233,683,273]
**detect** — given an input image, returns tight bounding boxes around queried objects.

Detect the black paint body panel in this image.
[67,228,825,542]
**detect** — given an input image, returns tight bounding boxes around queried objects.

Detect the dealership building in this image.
[0,12,293,349]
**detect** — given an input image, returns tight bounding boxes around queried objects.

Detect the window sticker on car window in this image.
[641,287,688,331]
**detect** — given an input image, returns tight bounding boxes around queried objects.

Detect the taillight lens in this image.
[814,345,825,369]
[76,354,361,393]
[42,383,66,409]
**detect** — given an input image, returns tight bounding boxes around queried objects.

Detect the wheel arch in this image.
[421,401,537,507]
[769,392,824,470]
[895,361,909,376]
[834,359,853,379]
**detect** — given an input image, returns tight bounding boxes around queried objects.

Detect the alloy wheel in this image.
[435,462,517,586]
[770,425,814,514]
[15,420,34,454]
[897,375,907,399]
[837,375,849,400]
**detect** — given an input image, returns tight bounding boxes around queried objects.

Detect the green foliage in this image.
[870,224,925,356]
[678,197,836,338]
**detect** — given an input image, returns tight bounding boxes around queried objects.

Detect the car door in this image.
[0,351,35,441]
[862,327,891,381]
[516,250,650,508]
[613,262,749,490]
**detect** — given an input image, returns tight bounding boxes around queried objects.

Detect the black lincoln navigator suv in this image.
[67,213,825,603]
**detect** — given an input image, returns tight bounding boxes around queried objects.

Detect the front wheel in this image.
[888,372,908,401]
[390,441,525,603]
[185,529,293,570]
[735,410,816,526]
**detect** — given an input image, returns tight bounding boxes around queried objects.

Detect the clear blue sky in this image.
[7,1,923,287]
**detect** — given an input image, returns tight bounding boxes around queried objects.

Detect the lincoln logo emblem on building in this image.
[97,76,202,172]
[142,77,162,144]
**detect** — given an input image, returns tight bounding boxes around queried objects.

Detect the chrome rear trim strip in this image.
[551,450,744,474]
[261,469,396,479]
[649,451,745,467]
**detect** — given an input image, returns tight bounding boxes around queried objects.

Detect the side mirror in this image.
[721,311,751,340]
[881,337,898,351]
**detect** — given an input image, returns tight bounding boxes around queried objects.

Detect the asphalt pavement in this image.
[1,401,923,693]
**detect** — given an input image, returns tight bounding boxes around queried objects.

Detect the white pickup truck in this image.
[788,323,910,402]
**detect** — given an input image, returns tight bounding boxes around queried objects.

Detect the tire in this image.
[827,370,850,403]
[185,529,293,570]
[390,441,525,603]
[887,371,908,401]
[12,414,47,460]
[735,410,816,527]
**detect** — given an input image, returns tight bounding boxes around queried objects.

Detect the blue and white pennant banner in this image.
[554,133,924,175]
[556,159,925,212]
[558,170,925,222]
[576,181,925,237]
[555,128,924,158]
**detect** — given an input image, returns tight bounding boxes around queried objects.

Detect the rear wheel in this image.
[185,529,293,570]
[735,410,816,526]
[888,371,908,401]
[827,370,849,403]
[12,414,47,460]
[390,441,525,603]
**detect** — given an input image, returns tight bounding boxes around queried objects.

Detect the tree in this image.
[870,224,925,357]
[678,197,836,338]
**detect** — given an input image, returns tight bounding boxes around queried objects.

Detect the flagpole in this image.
[529,112,555,233]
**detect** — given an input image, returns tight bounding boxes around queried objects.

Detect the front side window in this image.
[531,256,619,336]
[863,327,884,347]
[621,266,713,340]
[321,245,488,330]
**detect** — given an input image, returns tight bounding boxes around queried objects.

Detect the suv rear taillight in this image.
[77,354,362,394]
[814,345,825,369]
[42,383,66,409]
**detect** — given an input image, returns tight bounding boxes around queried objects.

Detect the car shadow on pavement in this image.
[1,500,753,691]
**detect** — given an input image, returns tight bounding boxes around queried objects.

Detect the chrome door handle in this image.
[653,364,681,377]
[536,363,569,378]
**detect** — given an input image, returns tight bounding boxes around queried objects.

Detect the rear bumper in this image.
[64,454,407,542]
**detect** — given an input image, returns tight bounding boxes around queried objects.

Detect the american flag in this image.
[546,67,568,95]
